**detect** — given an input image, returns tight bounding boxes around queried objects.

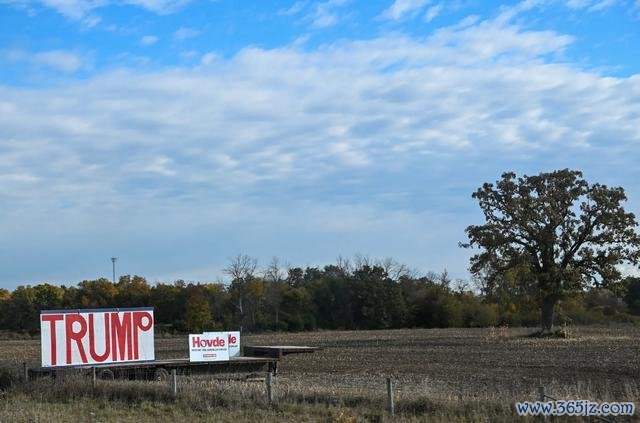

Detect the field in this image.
[0,326,638,422]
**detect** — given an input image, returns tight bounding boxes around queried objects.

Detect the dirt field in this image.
[0,326,638,422]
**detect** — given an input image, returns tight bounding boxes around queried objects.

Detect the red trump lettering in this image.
[41,314,63,366]
[110,312,133,361]
[65,314,88,365]
[132,311,153,360]
[88,313,111,362]
[41,308,155,367]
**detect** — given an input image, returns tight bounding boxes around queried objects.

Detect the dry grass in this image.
[0,326,638,422]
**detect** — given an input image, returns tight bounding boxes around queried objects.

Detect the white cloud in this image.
[2,0,191,22]
[138,156,176,176]
[275,0,350,29]
[565,0,622,10]
[1,48,29,63]
[140,35,158,46]
[173,27,200,41]
[124,0,191,14]
[0,16,634,203]
[587,0,619,11]
[278,0,307,16]
[200,52,218,66]
[33,49,83,72]
[180,50,198,60]
[39,0,102,19]
[381,0,430,20]
[1,14,639,284]
[308,0,349,28]
[565,0,590,7]
[424,2,442,22]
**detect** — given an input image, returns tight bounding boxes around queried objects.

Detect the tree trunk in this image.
[541,296,557,333]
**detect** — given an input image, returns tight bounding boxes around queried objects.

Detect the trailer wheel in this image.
[98,369,115,380]
[153,368,169,382]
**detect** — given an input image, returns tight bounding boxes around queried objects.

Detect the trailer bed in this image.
[243,345,321,359]
[27,345,320,380]
[29,356,278,380]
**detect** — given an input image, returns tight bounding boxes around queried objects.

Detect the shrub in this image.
[0,366,17,390]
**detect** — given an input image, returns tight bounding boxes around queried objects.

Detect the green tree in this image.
[623,277,640,315]
[184,292,213,333]
[308,265,351,329]
[0,289,9,330]
[149,281,187,330]
[3,286,37,332]
[280,286,315,331]
[0,289,9,301]
[116,275,151,307]
[76,278,118,308]
[462,169,640,333]
[201,283,229,329]
[349,265,406,329]
[32,283,64,310]
[477,262,538,325]
[244,278,266,330]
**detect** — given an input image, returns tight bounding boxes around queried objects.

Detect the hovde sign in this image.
[189,331,240,362]
[222,331,240,357]
[40,307,155,367]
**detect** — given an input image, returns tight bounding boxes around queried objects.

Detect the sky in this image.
[0,0,639,288]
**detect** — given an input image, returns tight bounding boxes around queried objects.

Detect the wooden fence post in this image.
[22,362,28,382]
[386,377,395,416]
[538,386,547,422]
[171,369,177,397]
[266,372,273,405]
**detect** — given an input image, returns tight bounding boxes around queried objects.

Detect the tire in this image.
[153,368,169,382]
[98,369,115,380]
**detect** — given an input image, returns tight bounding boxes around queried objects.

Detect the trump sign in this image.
[40,308,155,367]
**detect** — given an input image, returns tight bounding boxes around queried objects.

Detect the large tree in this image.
[462,169,640,332]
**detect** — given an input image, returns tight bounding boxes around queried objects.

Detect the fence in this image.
[18,361,632,420]
[538,385,616,423]
[158,369,397,415]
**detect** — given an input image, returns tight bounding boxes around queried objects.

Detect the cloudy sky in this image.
[0,0,639,288]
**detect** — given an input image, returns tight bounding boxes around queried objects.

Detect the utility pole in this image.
[111,257,118,283]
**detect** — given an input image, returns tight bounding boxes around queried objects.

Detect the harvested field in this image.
[0,326,638,422]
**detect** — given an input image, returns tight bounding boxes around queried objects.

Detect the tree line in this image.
[2,169,640,335]
[1,254,639,334]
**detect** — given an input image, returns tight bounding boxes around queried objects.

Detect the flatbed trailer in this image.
[29,356,278,381]
[243,345,320,359]
[29,357,278,380]
[28,345,320,381]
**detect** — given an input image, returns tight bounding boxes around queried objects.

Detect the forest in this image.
[1,255,639,334]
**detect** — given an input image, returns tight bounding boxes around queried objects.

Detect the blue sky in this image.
[0,0,639,288]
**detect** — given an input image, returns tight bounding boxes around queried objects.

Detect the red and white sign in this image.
[203,331,240,357]
[40,308,155,367]
[227,331,240,357]
[189,332,230,362]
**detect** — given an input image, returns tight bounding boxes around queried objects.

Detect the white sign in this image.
[227,331,240,357]
[40,308,155,368]
[189,332,230,362]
